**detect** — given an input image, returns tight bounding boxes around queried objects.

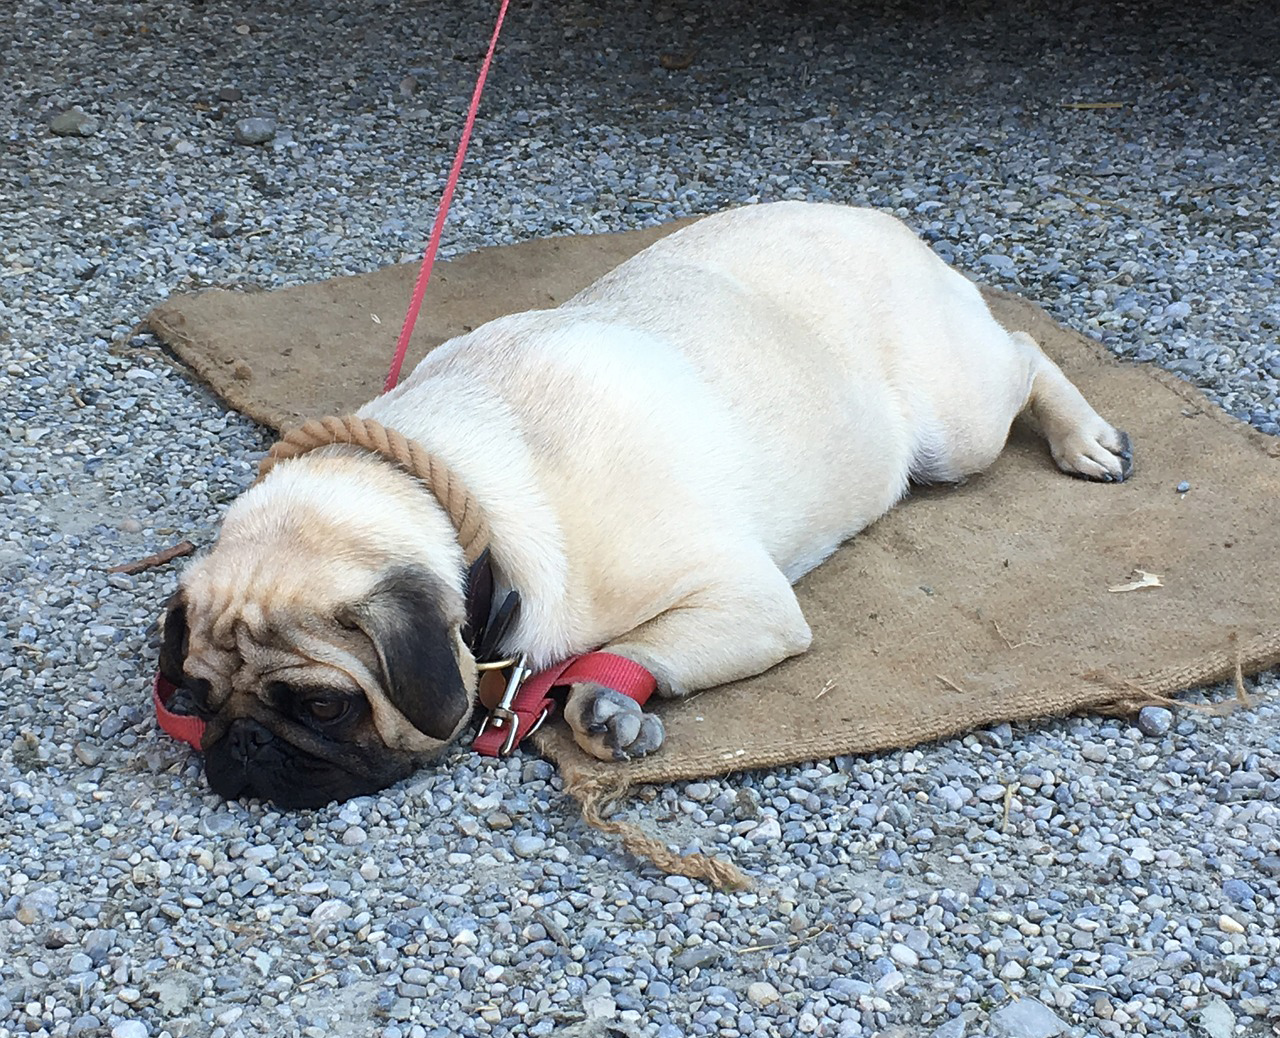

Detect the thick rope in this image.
[569,775,753,891]
[255,415,490,565]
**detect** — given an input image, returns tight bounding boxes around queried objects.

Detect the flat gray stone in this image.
[1199,998,1235,1038]
[50,106,98,136]
[232,116,276,144]
[990,997,1068,1038]
[931,1019,966,1038]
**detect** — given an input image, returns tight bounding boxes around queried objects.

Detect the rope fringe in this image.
[568,775,752,891]
[256,415,490,564]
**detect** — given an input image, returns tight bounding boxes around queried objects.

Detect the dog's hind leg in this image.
[1013,331,1133,482]
[563,558,812,762]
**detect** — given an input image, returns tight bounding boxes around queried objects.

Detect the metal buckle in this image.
[477,655,534,756]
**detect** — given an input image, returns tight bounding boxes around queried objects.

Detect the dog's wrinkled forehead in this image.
[178,550,373,692]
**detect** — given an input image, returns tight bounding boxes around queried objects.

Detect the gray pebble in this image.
[232,116,277,145]
[49,106,99,136]
[989,997,1068,1038]
[673,945,723,970]
[82,929,115,965]
[890,942,919,968]
[931,1019,966,1038]
[1222,878,1255,904]
[512,835,546,858]
[1199,998,1236,1038]
[310,899,352,924]
[1137,705,1173,737]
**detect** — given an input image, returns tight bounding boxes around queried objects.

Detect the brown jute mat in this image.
[146,222,1280,887]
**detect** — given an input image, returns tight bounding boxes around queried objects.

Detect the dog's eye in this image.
[305,698,348,723]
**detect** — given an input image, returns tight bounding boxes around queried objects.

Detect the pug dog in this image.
[159,201,1132,807]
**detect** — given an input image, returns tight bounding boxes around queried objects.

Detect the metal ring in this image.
[475,657,518,672]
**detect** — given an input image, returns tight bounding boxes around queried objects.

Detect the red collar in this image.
[153,651,655,758]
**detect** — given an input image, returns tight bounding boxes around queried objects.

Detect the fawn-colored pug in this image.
[159,201,1131,807]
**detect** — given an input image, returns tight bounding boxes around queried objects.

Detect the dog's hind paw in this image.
[564,683,665,762]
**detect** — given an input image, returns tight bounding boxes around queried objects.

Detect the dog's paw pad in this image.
[565,683,665,762]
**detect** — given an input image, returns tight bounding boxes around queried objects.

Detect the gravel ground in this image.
[2,1,1278,1036]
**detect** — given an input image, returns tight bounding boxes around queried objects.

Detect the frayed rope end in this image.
[568,776,752,892]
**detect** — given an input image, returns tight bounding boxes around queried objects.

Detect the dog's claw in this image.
[565,683,665,763]
[1116,431,1134,481]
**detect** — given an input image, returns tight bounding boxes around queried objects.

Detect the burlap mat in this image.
[146,222,1280,886]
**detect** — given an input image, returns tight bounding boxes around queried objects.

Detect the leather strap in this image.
[472,652,656,757]
[153,673,207,749]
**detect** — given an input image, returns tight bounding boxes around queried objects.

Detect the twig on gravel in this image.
[107,540,195,575]
[1058,186,1134,215]
[815,678,837,700]
[1060,101,1131,109]
[739,924,831,954]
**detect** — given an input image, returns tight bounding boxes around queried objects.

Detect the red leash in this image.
[384,0,512,392]
[374,0,656,755]
[154,0,658,757]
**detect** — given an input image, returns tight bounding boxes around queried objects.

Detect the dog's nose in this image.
[227,718,275,763]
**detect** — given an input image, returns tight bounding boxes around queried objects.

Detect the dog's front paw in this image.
[1053,425,1134,483]
[564,683,665,762]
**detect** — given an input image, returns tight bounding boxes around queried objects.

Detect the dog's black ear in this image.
[158,591,190,684]
[346,568,469,742]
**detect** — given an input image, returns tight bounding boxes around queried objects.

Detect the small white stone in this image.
[890,943,919,968]
[748,817,782,842]
[747,981,780,1006]
[310,899,351,924]
[1218,914,1245,934]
